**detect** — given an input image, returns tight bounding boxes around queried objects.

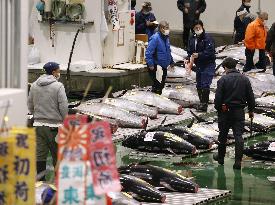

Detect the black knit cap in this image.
[192,20,204,29]
[222,57,238,70]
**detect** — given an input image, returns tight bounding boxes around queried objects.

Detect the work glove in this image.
[249,112,254,119]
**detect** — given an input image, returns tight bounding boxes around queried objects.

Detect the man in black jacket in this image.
[233,0,252,43]
[214,57,255,170]
[234,8,249,44]
[266,22,275,75]
[177,0,206,48]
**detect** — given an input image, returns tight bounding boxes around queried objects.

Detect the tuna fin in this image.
[190,110,207,123]
[160,116,168,126]
[144,117,149,131]
[166,148,176,155]
[112,89,128,98]
[101,86,113,103]
[187,118,195,128]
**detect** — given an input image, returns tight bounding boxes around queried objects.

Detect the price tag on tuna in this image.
[268,142,275,151]
[144,132,155,142]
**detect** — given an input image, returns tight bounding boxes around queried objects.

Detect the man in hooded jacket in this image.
[28,62,68,180]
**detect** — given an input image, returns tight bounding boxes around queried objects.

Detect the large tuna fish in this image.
[120,174,166,203]
[107,192,141,205]
[153,125,214,149]
[255,107,275,119]
[244,141,275,161]
[121,90,183,114]
[162,86,215,107]
[245,113,275,132]
[104,98,158,119]
[183,124,220,143]
[119,164,199,193]
[255,95,275,109]
[122,131,196,154]
[76,102,147,128]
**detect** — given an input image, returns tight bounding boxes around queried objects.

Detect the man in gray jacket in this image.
[28,62,68,180]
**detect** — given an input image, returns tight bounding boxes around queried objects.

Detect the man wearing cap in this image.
[28,62,68,180]
[214,57,255,170]
[177,0,206,48]
[135,2,157,39]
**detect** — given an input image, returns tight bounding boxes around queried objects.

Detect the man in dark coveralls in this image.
[177,0,206,48]
[214,57,255,170]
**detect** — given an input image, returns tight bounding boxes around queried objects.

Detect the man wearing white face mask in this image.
[135,2,157,39]
[237,0,251,14]
[28,62,68,180]
[187,20,216,112]
[146,21,174,94]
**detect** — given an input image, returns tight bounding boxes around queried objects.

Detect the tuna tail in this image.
[187,118,195,128]
[112,89,128,98]
[189,110,207,123]
[143,117,149,131]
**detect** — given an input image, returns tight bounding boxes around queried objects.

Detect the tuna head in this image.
[120,174,166,203]
[161,132,197,154]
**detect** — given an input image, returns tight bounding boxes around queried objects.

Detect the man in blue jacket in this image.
[135,2,157,39]
[145,21,174,94]
[187,20,216,112]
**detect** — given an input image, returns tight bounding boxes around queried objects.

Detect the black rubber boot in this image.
[233,162,242,170]
[37,161,47,181]
[234,142,244,170]
[213,153,224,165]
[196,89,210,112]
[197,88,203,102]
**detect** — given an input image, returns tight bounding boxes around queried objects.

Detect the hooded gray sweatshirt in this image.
[28,74,68,125]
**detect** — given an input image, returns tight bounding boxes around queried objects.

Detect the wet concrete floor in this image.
[117,133,275,205]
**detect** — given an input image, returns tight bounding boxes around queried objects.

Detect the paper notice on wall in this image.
[156,66,163,83]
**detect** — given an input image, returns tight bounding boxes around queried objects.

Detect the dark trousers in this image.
[273,55,275,76]
[217,109,245,163]
[196,63,215,89]
[183,26,191,47]
[36,126,58,180]
[244,48,266,71]
[234,32,244,44]
[148,66,167,95]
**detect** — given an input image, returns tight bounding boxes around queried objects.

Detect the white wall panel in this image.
[136,0,275,33]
